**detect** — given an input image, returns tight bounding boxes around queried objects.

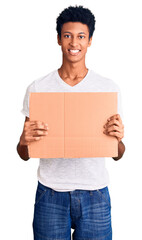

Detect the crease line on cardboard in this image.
[64,92,65,158]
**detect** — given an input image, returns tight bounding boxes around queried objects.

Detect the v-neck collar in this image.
[55,69,90,88]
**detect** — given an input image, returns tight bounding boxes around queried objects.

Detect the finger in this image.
[117,137,121,143]
[103,127,124,139]
[32,121,48,129]
[108,131,124,141]
[106,125,123,134]
[107,114,122,123]
[107,131,122,138]
[30,124,49,131]
[26,136,44,143]
[25,120,42,126]
[104,114,120,126]
[31,129,48,137]
[25,121,49,131]
[104,119,120,128]
[26,120,48,127]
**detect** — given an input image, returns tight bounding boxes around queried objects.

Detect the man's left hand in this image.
[103,114,124,143]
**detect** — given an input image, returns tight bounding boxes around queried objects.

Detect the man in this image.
[17,6,125,240]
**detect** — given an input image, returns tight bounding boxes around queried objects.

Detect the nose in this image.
[69,36,78,47]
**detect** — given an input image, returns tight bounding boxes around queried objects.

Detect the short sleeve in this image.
[21,81,36,118]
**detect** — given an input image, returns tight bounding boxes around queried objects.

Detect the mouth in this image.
[68,49,81,56]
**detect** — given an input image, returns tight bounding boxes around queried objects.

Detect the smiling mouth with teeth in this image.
[68,49,81,55]
[69,49,80,52]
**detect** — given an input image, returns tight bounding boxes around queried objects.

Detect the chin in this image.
[64,54,85,63]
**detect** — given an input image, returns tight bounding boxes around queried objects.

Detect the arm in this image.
[113,140,125,161]
[17,117,30,161]
[17,142,29,161]
[103,114,125,161]
[17,116,49,161]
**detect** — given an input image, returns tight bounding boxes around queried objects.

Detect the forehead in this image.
[61,22,89,34]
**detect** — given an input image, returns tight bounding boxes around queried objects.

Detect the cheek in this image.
[82,41,90,49]
[61,45,67,52]
[82,45,89,53]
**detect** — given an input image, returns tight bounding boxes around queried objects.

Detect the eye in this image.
[64,34,71,38]
[79,35,85,39]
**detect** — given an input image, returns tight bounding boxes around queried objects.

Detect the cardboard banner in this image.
[29,92,118,158]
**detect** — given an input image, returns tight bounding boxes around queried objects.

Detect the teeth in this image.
[69,50,80,53]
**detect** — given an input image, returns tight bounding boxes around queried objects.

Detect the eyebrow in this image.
[63,31,86,35]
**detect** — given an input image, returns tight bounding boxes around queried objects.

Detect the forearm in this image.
[17,141,30,161]
[113,140,125,161]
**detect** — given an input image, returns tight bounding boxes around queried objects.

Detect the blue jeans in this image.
[33,181,112,240]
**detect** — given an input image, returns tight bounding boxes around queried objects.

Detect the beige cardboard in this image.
[29,92,118,158]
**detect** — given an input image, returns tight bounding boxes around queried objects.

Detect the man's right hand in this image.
[20,119,49,146]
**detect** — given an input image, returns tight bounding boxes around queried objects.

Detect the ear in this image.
[57,35,62,46]
[88,37,92,47]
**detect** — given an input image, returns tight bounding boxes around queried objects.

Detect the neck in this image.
[58,58,88,80]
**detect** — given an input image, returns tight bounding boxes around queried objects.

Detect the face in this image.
[58,22,92,63]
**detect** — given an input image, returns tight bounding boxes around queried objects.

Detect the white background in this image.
[0,0,142,239]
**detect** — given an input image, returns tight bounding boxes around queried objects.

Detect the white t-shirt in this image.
[21,69,123,192]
